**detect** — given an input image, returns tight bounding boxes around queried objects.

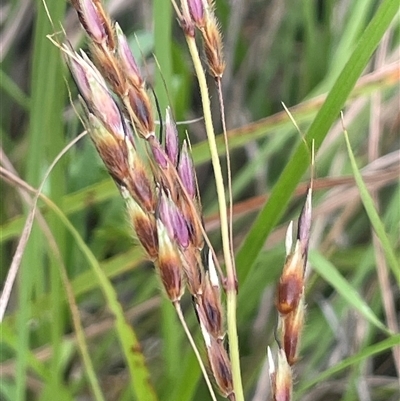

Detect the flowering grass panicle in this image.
[68,0,235,398]
[67,1,313,400]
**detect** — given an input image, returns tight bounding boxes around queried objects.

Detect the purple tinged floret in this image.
[188,0,204,26]
[158,191,173,238]
[65,47,92,104]
[158,190,190,249]
[86,74,125,141]
[165,108,179,166]
[172,203,190,249]
[115,23,142,86]
[178,140,196,199]
[78,0,107,44]
[151,139,169,169]
[66,49,125,141]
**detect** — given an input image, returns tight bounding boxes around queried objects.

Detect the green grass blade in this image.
[35,195,158,401]
[235,0,399,283]
[0,69,30,110]
[310,250,390,333]
[343,128,400,285]
[17,1,66,398]
[167,351,201,401]
[297,333,400,394]
[1,324,52,382]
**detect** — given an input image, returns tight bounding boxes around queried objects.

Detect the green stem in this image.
[185,36,244,401]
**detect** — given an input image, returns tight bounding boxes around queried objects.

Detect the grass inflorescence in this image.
[0,0,399,400]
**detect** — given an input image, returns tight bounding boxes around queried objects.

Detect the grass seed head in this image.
[201,16,225,78]
[89,44,126,96]
[165,108,179,166]
[115,23,143,89]
[151,138,169,170]
[67,49,126,141]
[71,0,112,47]
[87,114,129,185]
[86,73,126,139]
[178,140,196,199]
[127,86,155,139]
[273,348,293,401]
[124,192,158,260]
[208,339,234,398]
[178,0,196,37]
[177,196,204,249]
[157,220,184,302]
[181,248,203,295]
[188,0,205,28]
[65,47,94,103]
[282,291,305,366]
[196,273,223,339]
[125,156,156,214]
[158,190,190,249]
[277,241,304,315]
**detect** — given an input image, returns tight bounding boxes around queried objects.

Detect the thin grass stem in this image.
[216,78,235,271]
[174,302,218,401]
[185,35,244,401]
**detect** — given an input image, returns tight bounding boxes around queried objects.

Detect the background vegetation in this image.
[1,0,399,400]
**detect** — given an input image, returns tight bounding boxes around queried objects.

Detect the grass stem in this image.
[185,35,244,401]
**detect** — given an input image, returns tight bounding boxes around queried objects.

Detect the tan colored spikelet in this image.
[180,247,203,296]
[157,220,184,302]
[196,271,224,340]
[201,16,225,78]
[90,44,126,96]
[87,114,130,185]
[122,187,158,260]
[269,186,312,398]
[124,157,156,214]
[276,225,305,315]
[282,290,305,366]
[126,86,156,138]
[91,0,115,49]
[268,347,293,401]
[207,339,234,398]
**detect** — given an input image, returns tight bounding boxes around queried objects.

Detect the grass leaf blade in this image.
[310,250,390,333]
[235,0,399,283]
[343,128,400,285]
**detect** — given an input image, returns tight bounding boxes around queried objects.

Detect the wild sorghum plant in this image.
[1,0,399,401]
[64,1,312,400]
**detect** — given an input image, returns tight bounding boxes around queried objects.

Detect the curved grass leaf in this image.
[0,324,53,382]
[23,193,158,401]
[343,128,400,285]
[297,333,400,394]
[234,0,399,284]
[310,250,389,333]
